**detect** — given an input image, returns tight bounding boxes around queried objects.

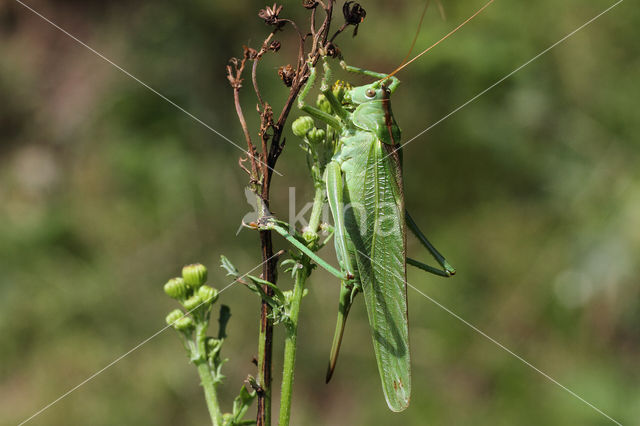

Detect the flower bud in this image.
[302,229,319,246]
[173,316,195,332]
[166,309,185,325]
[317,94,332,114]
[292,116,314,137]
[182,294,202,311]
[198,285,218,305]
[307,128,326,145]
[332,80,351,103]
[164,277,190,300]
[182,263,208,289]
[206,337,222,356]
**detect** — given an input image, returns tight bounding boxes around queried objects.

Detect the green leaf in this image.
[229,384,257,426]
[341,133,410,412]
[220,255,239,277]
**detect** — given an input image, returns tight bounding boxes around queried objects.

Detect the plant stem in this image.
[278,186,324,426]
[226,5,338,425]
[196,361,223,426]
[278,266,308,426]
[195,323,223,426]
[257,229,275,426]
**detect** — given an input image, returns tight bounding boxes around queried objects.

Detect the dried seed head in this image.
[343,1,366,25]
[278,64,295,87]
[343,1,366,36]
[325,42,342,59]
[259,3,283,26]
[244,46,258,60]
[269,40,281,52]
[302,0,318,9]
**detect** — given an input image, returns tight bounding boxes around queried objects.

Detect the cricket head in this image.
[348,77,400,105]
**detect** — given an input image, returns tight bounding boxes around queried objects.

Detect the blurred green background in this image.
[1,0,638,424]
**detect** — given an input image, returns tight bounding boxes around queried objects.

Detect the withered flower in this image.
[343,1,366,25]
[259,3,283,26]
[243,46,258,60]
[325,42,342,59]
[302,0,318,9]
[269,40,281,52]
[278,64,295,87]
[343,1,366,36]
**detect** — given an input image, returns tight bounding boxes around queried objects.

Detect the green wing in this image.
[341,131,410,412]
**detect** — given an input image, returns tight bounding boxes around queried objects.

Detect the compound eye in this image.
[365,88,376,99]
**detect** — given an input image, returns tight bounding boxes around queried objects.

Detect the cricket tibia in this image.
[326,282,358,383]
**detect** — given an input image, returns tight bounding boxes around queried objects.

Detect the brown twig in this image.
[226,2,351,424]
[227,55,259,182]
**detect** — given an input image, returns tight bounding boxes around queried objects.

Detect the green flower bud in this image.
[302,229,319,246]
[292,116,315,137]
[206,337,222,356]
[182,263,208,289]
[332,80,352,103]
[182,294,202,311]
[198,285,218,305]
[164,277,190,300]
[307,128,326,145]
[317,94,332,114]
[173,316,195,332]
[166,309,185,325]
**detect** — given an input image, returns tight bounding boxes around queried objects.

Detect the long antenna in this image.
[396,0,431,71]
[386,0,495,78]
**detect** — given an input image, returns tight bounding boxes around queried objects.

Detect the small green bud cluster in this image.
[163,263,220,337]
[302,228,319,246]
[166,309,195,332]
[161,263,251,423]
[182,263,208,288]
[332,80,352,104]
[182,293,202,311]
[291,116,326,145]
[163,277,190,300]
[164,263,217,311]
[307,128,325,144]
[292,116,314,137]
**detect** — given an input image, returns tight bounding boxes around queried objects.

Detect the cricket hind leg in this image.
[405,210,456,277]
[261,214,359,382]
[326,278,359,383]
[325,160,360,382]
